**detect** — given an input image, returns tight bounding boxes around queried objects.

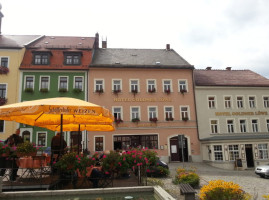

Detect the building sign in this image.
[114,97,172,102]
[215,111,268,116]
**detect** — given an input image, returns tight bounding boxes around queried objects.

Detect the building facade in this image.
[195,68,269,169]
[88,45,201,163]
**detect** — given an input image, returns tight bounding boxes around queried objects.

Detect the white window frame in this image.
[36,131,47,147]
[162,79,172,93]
[248,96,256,108]
[0,83,7,98]
[236,96,244,109]
[58,76,69,90]
[224,96,232,109]
[228,145,239,161]
[178,79,188,92]
[164,106,174,121]
[213,145,223,161]
[39,76,50,90]
[263,96,269,108]
[180,105,190,120]
[130,106,140,120]
[94,79,104,92]
[73,76,84,91]
[148,106,158,120]
[130,79,139,93]
[94,135,105,152]
[24,75,35,90]
[227,119,235,133]
[112,79,122,92]
[239,119,247,133]
[147,79,157,92]
[266,119,269,132]
[208,96,216,109]
[258,144,269,159]
[112,106,123,120]
[251,119,259,132]
[210,119,219,134]
[0,56,9,68]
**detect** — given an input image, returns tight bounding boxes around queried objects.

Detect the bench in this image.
[179,183,196,200]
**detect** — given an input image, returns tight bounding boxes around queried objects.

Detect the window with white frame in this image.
[249,96,255,108]
[59,77,68,90]
[178,80,187,92]
[210,120,218,133]
[37,132,46,146]
[64,53,81,65]
[95,136,104,151]
[130,80,138,92]
[264,97,269,108]
[252,119,259,132]
[258,144,268,159]
[74,77,83,90]
[0,84,6,98]
[227,120,234,133]
[34,53,49,65]
[214,145,223,161]
[40,77,49,90]
[163,80,171,93]
[147,80,156,92]
[240,119,247,133]
[148,107,157,120]
[224,96,231,109]
[95,80,104,92]
[1,57,8,68]
[208,96,216,108]
[25,76,34,89]
[113,80,121,92]
[113,107,122,121]
[180,106,189,120]
[237,96,244,108]
[266,119,269,132]
[228,145,239,161]
[165,107,173,121]
[0,120,4,132]
[131,107,140,120]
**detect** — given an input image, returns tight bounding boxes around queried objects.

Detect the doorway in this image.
[170,136,188,162]
[245,144,254,168]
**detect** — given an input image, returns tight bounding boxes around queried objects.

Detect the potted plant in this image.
[182,117,189,121]
[131,89,138,95]
[24,88,34,93]
[180,89,187,94]
[165,117,174,121]
[40,88,49,93]
[113,89,121,95]
[0,97,7,106]
[132,118,140,123]
[0,66,9,74]
[73,88,82,93]
[95,88,104,94]
[164,89,171,94]
[16,141,37,157]
[149,117,158,123]
[0,143,11,157]
[148,88,156,93]
[59,88,67,93]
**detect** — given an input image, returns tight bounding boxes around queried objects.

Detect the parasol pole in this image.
[77,124,81,154]
[60,114,63,156]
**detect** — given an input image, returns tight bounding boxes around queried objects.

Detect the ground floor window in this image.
[37,132,46,147]
[95,136,104,152]
[228,145,239,161]
[213,145,223,161]
[258,144,268,159]
[114,135,158,150]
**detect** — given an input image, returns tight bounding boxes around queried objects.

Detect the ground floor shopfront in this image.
[201,134,269,170]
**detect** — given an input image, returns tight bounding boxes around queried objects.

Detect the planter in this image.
[95,89,104,94]
[164,89,171,94]
[16,151,37,157]
[73,88,82,93]
[165,117,174,121]
[24,88,34,93]
[180,89,187,94]
[40,88,49,93]
[0,98,7,106]
[182,117,189,121]
[0,153,9,157]
[132,118,140,123]
[0,66,9,74]
[148,88,156,93]
[149,118,158,123]
[113,89,121,95]
[59,88,68,93]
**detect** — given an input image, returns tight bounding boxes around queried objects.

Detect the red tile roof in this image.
[194,69,269,87]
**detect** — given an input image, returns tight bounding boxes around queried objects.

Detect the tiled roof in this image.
[0,35,41,49]
[200,134,269,141]
[194,69,269,87]
[28,36,95,50]
[90,48,193,69]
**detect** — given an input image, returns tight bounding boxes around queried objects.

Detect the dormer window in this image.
[64,52,81,65]
[33,53,50,65]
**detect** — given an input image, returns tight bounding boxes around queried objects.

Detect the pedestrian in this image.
[50,132,67,166]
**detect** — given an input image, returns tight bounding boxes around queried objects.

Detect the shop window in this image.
[114,135,158,150]
[95,137,104,151]
[258,144,268,159]
[213,145,223,161]
[228,145,239,161]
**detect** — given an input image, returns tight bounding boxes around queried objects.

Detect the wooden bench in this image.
[179,183,196,200]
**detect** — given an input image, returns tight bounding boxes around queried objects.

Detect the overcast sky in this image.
[1,0,269,78]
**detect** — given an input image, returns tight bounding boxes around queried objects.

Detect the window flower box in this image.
[148,88,156,93]
[131,89,138,94]
[0,97,7,106]
[164,89,171,94]
[180,89,187,94]
[131,118,140,123]
[182,117,189,121]
[73,88,82,93]
[59,88,67,93]
[165,117,174,121]
[40,88,49,93]
[113,89,121,94]
[149,117,158,123]
[95,88,104,94]
[0,66,9,74]
[115,118,123,124]
[25,88,34,93]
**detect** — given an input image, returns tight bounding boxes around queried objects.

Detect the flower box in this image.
[95,88,104,94]
[59,88,67,93]
[0,97,7,106]
[148,88,156,93]
[182,117,189,121]
[0,66,9,74]
[115,118,123,124]
[149,117,158,123]
[73,88,82,93]
[180,89,187,94]
[40,88,49,93]
[131,89,138,94]
[165,117,174,121]
[25,88,34,93]
[164,89,171,94]
[113,89,121,94]
[16,142,37,157]
[132,118,140,123]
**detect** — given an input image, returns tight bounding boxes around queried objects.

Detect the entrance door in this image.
[170,136,189,162]
[245,144,254,168]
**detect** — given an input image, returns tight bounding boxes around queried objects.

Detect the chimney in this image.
[166,44,170,50]
[226,67,232,71]
[206,67,212,70]
[0,4,4,35]
[102,40,107,49]
[94,32,99,49]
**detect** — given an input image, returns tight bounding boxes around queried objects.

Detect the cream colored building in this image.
[195,67,269,169]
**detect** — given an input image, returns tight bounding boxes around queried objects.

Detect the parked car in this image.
[255,164,269,178]
[146,159,169,177]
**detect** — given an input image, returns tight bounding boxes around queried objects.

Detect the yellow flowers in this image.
[173,167,200,188]
[263,194,269,200]
[199,180,250,200]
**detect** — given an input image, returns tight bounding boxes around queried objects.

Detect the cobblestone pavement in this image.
[165,162,269,200]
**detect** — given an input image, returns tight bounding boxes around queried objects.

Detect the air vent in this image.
[44,42,49,44]
[155,61,160,65]
[115,62,120,64]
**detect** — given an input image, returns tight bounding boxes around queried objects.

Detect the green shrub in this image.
[173,167,200,188]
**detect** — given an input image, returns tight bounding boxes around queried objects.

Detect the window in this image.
[34,54,49,65]
[252,119,259,132]
[165,107,173,121]
[227,120,234,133]
[40,77,49,90]
[249,96,255,108]
[25,76,34,89]
[148,107,157,120]
[0,84,6,98]
[114,135,158,150]
[1,57,8,67]
[113,107,122,120]
[180,106,189,120]
[37,132,46,146]
[237,96,244,108]
[229,145,239,161]
[113,80,121,92]
[0,120,4,132]
[267,119,269,132]
[64,53,81,65]
[214,145,223,161]
[208,96,216,108]
[59,77,68,90]
[179,80,187,92]
[210,120,218,133]
[95,137,104,151]
[258,144,268,159]
[264,97,269,108]
[163,80,171,93]
[131,107,140,120]
[130,80,139,92]
[224,96,231,109]
[147,80,156,92]
[74,77,83,90]
[240,119,247,133]
[95,80,104,92]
